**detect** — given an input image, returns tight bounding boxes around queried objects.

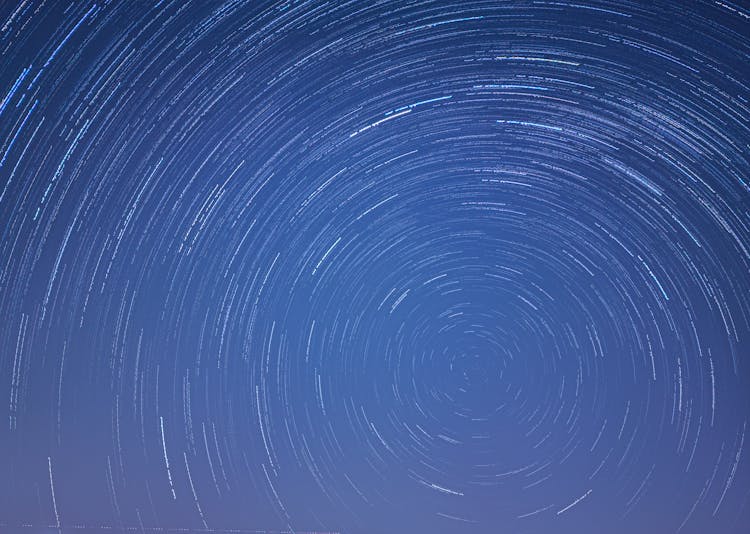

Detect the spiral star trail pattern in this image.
[1,1,749,533]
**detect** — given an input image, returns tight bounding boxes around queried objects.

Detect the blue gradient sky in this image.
[0,1,749,533]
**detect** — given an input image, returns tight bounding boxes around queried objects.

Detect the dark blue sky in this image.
[0,1,749,533]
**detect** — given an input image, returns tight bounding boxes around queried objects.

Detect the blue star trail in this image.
[0,1,749,533]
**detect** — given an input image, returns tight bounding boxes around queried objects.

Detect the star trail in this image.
[0,1,749,533]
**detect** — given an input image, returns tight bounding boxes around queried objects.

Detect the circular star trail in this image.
[0,1,749,533]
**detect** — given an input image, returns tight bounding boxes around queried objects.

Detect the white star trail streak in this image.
[0,1,749,533]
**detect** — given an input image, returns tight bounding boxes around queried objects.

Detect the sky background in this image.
[0,1,749,533]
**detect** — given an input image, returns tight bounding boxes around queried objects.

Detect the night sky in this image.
[1,1,749,533]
